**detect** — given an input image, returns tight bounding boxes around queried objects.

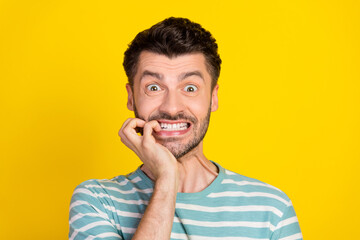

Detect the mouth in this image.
[156,120,192,136]
[159,122,191,131]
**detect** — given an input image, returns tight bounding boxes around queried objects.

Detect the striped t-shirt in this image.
[69,162,302,240]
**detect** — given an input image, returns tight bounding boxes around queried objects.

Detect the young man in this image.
[69,17,302,240]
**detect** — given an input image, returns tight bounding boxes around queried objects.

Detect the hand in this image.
[118,118,178,182]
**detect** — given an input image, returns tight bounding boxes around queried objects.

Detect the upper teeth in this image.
[160,122,188,131]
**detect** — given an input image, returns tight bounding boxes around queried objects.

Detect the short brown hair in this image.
[123,17,222,90]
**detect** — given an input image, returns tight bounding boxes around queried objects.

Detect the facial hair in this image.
[133,104,212,159]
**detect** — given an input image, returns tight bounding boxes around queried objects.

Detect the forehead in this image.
[135,51,210,80]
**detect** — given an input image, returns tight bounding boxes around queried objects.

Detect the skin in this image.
[118,51,219,239]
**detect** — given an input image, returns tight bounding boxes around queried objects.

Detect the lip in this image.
[155,119,192,137]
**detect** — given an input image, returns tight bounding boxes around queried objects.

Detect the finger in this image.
[125,118,146,132]
[143,120,161,144]
[119,119,139,151]
[119,118,132,137]
[122,118,146,145]
[120,118,146,136]
[153,121,162,132]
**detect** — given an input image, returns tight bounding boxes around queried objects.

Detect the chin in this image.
[161,140,200,160]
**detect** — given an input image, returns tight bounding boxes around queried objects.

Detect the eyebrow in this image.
[179,71,204,82]
[140,70,204,83]
[140,70,163,81]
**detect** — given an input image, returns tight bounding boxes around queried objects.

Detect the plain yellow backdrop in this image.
[1,0,359,239]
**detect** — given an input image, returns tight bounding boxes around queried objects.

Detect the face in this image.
[126,51,219,159]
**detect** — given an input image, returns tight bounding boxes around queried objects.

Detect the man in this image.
[69,17,302,240]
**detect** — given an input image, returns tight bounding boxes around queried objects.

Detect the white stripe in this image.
[174,218,275,230]
[131,176,142,183]
[69,212,104,224]
[102,204,143,218]
[100,178,130,186]
[222,179,282,192]
[121,227,136,234]
[69,201,122,231]
[176,203,283,217]
[74,188,149,205]
[69,200,109,220]
[114,223,121,230]
[101,176,142,185]
[70,200,91,209]
[69,221,116,240]
[84,232,122,240]
[171,232,268,240]
[73,188,110,199]
[171,232,189,240]
[71,198,143,219]
[84,184,153,194]
[207,191,291,206]
[278,233,303,240]
[225,170,237,175]
[275,216,299,231]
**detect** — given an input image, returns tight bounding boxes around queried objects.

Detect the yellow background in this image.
[1,0,359,239]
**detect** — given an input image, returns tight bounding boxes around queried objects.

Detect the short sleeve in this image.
[271,201,302,240]
[69,180,123,240]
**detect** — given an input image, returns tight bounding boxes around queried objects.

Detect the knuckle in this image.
[122,127,131,135]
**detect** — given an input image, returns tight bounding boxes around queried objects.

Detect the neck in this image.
[141,141,219,193]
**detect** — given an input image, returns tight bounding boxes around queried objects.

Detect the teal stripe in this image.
[69,161,302,240]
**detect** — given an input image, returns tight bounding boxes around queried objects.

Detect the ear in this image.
[211,84,219,112]
[126,83,134,111]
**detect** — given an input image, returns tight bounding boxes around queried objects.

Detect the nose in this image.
[158,90,185,116]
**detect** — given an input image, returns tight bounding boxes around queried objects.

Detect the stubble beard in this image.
[133,104,212,159]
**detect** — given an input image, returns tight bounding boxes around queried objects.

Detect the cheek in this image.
[186,97,211,119]
[135,96,163,117]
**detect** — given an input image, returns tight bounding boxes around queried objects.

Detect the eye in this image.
[184,85,198,92]
[146,84,161,92]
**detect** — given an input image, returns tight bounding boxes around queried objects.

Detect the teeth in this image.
[160,122,188,131]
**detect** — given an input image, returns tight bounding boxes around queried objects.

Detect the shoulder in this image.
[218,167,292,208]
[70,170,143,203]
[68,175,143,239]
[222,168,285,191]
[218,169,302,238]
